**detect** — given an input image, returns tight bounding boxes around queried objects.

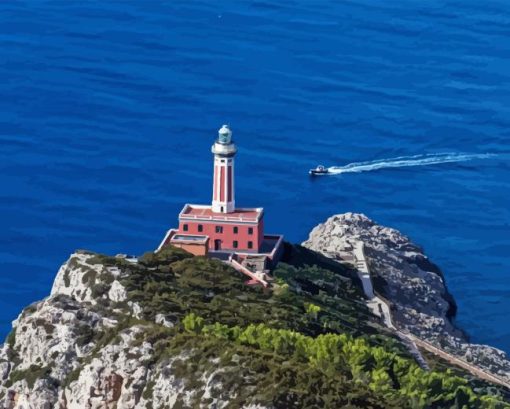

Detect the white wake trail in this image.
[327,153,495,175]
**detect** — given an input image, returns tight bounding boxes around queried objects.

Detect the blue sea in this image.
[0,1,509,352]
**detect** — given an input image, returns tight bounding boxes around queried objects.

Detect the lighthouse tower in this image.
[161,124,285,273]
[211,125,237,213]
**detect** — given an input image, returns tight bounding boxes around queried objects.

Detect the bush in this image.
[6,364,53,389]
[81,269,97,286]
[305,303,321,320]
[139,245,193,268]
[180,315,508,409]
[6,330,16,348]
[183,313,204,334]
[62,367,81,388]
[48,246,509,408]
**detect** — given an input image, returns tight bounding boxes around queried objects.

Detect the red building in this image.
[158,125,283,274]
[178,204,264,252]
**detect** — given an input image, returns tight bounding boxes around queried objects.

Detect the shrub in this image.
[56,246,509,408]
[305,303,321,320]
[82,269,97,286]
[183,313,204,334]
[6,364,53,389]
[63,269,71,287]
[91,282,110,299]
[181,315,509,409]
[62,367,81,388]
[6,330,16,348]
[139,245,193,268]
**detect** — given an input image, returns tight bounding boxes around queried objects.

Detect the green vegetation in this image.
[142,380,156,400]
[35,318,55,335]
[75,324,95,347]
[62,367,81,388]
[5,364,53,389]
[63,269,71,287]
[109,245,384,339]
[6,330,15,349]
[305,303,321,320]
[178,315,507,408]
[182,312,204,333]
[18,244,506,408]
[21,303,37,317]
[81,269,97,286]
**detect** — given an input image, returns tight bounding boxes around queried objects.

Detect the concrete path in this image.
[225,258,269,287]
[408,333,510,389]
[353,241,374,298]
[351,241,429,370]
[350,239,510,389]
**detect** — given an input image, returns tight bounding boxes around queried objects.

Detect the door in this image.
[214,239,222,251]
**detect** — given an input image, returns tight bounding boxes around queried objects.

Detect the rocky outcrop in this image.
[1,219,509,408]
[303,212,510,381]
[0,251,269,409]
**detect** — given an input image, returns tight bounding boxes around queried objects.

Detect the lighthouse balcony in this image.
[179,204,263,223]
[211,141,237,156]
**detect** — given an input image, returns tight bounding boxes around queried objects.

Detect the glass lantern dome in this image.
[218,124,232,144]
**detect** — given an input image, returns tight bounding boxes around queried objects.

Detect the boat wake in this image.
[327,152,495,175]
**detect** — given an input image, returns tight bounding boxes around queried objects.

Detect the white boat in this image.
[309,165,329,175]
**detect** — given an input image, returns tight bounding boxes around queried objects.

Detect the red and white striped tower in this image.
[211,124,237,213]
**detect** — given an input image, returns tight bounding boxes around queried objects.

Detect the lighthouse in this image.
[211,125,237,214]
[159,123,284,281]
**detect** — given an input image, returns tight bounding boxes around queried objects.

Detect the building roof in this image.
[179,204,263,223]
[171,234,209,243]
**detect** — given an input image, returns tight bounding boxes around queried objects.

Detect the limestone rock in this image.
[0,252,271,409]
[303,212,510,381]
[108,280,127,303]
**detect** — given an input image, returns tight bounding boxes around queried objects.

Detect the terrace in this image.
[179,204,263,223]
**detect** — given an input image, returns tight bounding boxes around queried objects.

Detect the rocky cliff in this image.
[0,223,509,408]
[303,212,510,382]
[0,250,278,409]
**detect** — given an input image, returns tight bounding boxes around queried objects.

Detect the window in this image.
[215,226,223,234]
[233,240,238,249]
[233,226,238,234]
[198,224,203,233]
[183,224,188,232]
[248,227,253,235]
[248,241,253,249]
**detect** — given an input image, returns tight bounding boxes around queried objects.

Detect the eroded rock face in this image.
[51,252,123,305]
[63,327,153,409]
[2,218,509,407]
[303,212,510,381]
[0,252,270,409]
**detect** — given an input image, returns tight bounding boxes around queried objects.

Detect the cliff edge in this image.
[303,212,510,382]
[0,222,509,408]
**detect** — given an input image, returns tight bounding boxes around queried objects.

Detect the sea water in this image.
[0,1,509,352]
